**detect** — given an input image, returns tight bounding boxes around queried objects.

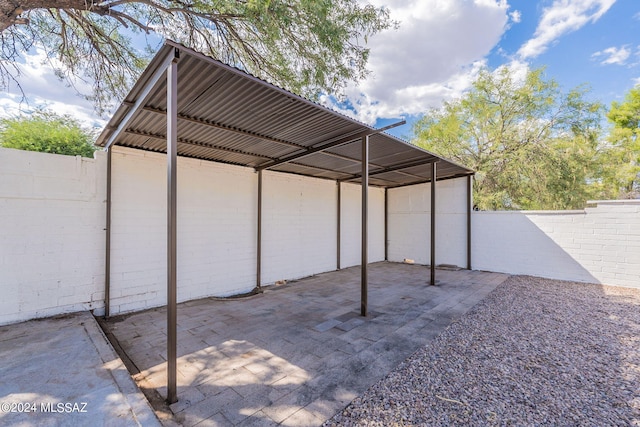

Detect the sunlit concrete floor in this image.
[104,262,509,426]
[0,311,161,427]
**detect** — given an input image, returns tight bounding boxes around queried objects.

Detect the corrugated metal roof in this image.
[96,40,473,187]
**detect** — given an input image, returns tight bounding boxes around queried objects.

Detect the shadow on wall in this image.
[472,211,600,284]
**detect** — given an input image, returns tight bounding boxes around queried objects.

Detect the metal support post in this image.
[384,188,388,261]
[361,136,369,316]
[104,147,112,318]
[257,170,263,288]
[337,181,341,270]
[166,51,179,405]
[467,174,472,270]
[430,162,437,286]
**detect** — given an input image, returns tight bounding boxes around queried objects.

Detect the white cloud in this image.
[2,1,511,128]
[591,45,631,65]
[517,0,616,59]
[0,49,105,129]
[510,10,522,23]
[325,0,510,124]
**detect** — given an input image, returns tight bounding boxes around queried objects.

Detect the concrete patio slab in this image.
[0,311,161,427]
[104,262,509,426]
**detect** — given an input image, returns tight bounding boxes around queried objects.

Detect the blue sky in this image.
[1,0,639,140]
[353,0,640,138]
[489,1,639,108]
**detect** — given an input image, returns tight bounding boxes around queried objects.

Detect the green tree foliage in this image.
[413,67,605,210]
[604,87,640,199]
[1,0,393,112]
[0,110,97,157]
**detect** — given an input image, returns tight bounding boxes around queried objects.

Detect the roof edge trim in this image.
[103,48,178,150]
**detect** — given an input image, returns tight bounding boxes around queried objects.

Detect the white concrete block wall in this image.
[472,201,640,288]
[178,156,257,300]
[387,178,468,268]
[0,147,106,325]
[110,147,258,315]
[261,171,337,283]
[4,143,638,324]
[339,183,385,268]
[472,211,596,283]
[109,148,166,314]
[110,148,385,315]
[584,201,640,287]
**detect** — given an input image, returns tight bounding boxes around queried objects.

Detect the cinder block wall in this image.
[387,180,640,289]
[339,182,385,268]
[4,145,638,324]
[109,147,385,315]
[0,146,386,323]
[109,147,258,314]
[261,171,336,284]
[473,202,640,288]
[387,178,469,268]
[0,147,106,325]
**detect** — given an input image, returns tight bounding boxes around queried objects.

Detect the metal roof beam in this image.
[104,49,178,150]
[316,151,426,182]
[395,169,430,180]
[256,120,406,172]
[385,172,475,189]
[143,107,306,150]
[255,130,363,171]
[339,157,439,183]
[124,129,275,160]
[340,168,427,184]
[286,161,355,177]
[320,150,383,169]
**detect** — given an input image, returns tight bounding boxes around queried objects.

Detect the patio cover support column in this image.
[104,147,112,318]
[167,51,179,405]
[430,162,437,286]
[384,188,388,261]
[257,170,263,288]
[337,181,341,270]
[467,174,472,270]
[361,135,369,316]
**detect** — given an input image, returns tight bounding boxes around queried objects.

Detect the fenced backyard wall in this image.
[0,146,387,323]
[387,179,468,268]
[109,146,385,315]
[1,146,639,325]
[388,180,639,289]
[473,202,640,288]
[0,147,106,325]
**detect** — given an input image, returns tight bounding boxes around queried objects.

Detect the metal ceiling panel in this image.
[95,40,474,187]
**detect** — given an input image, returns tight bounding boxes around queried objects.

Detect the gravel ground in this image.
[326,276,640,426]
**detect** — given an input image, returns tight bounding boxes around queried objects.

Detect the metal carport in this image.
[95,40,474,403]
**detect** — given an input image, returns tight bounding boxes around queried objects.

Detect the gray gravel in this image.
[326,276,640,426]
